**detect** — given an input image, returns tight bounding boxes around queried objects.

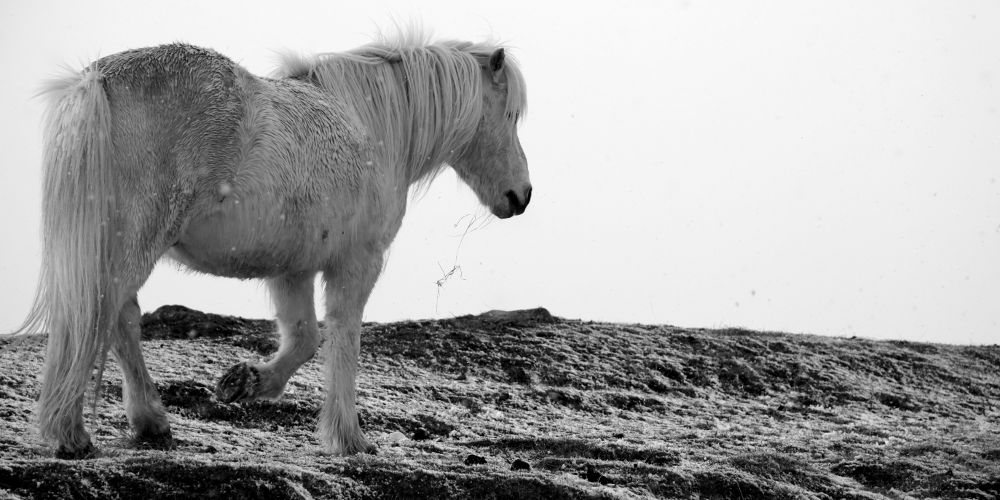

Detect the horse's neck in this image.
[374,98,462,187]
[312,53,478,188]
[370,67,475,187]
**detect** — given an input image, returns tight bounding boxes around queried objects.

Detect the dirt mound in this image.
[1,306,998,498]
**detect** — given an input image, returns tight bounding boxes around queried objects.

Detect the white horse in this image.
[16,33,530,458]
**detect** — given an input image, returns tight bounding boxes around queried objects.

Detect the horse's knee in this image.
[283,319,321,363]
[302,323,322,353]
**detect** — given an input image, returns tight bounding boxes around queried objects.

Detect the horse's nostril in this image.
[505,189,528,216]
[524,186,532,207]
[505,190,520,207]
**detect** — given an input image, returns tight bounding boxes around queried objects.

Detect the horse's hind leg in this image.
[112,294,172,447]
[216,272,319,403]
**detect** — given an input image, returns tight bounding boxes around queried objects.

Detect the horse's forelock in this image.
[439,39,527,123]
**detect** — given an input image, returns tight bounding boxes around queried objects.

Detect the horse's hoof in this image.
[55,441,97,460]
[133,428,175,450]
[215,362,260,403]
[335,439,377,456]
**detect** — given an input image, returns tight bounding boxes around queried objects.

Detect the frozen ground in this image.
[1,305,998,499]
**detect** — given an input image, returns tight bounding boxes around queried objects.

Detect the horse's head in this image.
[452,48,531,219]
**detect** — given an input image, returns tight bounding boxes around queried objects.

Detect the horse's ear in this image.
[488,48,505,76]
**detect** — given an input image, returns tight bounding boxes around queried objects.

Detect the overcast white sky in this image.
[1,1,998,344]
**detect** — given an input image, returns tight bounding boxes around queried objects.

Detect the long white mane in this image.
[274,33,527,184]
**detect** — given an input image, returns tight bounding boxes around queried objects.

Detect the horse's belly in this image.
[168,200,341,278]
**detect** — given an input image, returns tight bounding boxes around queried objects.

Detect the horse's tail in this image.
[14,66,120,448]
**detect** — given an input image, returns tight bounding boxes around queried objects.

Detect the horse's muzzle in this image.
[502,186,532,218]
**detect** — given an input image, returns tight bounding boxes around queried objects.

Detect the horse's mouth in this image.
[492,206,515,219]
[491,202,521,219]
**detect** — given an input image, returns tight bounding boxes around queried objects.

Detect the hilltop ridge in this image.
[1,305,998,499]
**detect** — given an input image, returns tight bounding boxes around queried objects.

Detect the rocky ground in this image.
[1,305,998,499]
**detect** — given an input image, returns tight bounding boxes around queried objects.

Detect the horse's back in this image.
[94,43,370,191]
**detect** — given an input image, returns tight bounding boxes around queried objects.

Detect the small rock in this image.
[584,464,612,485]
[645,450,680,466]
[412,427,430,441]
[385,431,407,444]
[510,459,531,471]
[505,366,534,385]
[464,454,488,465]
[481,308,554,323]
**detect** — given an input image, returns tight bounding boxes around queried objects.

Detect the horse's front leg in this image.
[216,272,320,402]
[319,255,382,455]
